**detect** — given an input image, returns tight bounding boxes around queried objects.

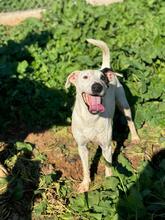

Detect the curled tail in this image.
[86,38,110,69]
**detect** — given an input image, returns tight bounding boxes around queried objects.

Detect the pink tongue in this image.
[88,95,105,113]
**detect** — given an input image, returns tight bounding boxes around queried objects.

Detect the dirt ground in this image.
[1,123,163,184]
[24,125,163,183]
[0,124,163,220]
[86,0,123,5]
[25,127,106,182]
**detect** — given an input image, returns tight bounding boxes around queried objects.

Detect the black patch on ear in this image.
[100,67,112,74]
[100,68,113,85]
[100,74,109,85]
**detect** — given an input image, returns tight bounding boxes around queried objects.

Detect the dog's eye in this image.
[83,75,88,79]
[101,74,107,81]
[101,74,109,84]
[101,75,106,81]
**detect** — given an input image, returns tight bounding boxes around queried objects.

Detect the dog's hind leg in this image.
[115,85,140,143]
[100,144,112,177]
[77,144,91,193]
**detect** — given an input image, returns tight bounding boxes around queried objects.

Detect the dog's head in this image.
[65,68,116,114]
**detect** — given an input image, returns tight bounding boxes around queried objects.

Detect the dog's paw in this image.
[78,181,90,193]
[131,136,140,145]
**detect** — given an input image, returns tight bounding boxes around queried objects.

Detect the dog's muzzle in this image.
[91,83,103,94]
[82,93,105,114]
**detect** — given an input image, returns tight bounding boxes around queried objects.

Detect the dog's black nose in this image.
[92,83,103,94]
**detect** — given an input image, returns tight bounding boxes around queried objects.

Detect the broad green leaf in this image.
[17,60,28,74]
[15,142,33,152]
[102,176,119,191]
[33,200,47,216]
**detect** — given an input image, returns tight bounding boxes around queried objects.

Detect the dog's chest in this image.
[84,119,112,141]
[72,113,113,142]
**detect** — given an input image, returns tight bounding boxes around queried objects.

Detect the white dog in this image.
[65,39,139,193]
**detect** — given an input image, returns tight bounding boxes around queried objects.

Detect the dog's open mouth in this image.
[82,93,105,114]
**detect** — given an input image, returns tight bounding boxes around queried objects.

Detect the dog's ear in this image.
[101,68,115,82]
[101,68,122,82]
[65,71,79,89]
[106,71,123,81]
[106,71,115,81]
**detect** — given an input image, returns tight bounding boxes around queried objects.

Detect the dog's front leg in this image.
[115,86,140,143]
[123,108,140,143]
[78,144,91,193]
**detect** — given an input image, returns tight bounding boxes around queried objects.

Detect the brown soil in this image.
[25,125,163,181]
[0,9,45,26]
[124,138,162,169]
[86,0,123,5]
[1,124,162,181]
[25,128,105,181]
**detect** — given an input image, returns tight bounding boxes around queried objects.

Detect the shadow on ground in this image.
[117,148,165,219]
[0,31,73,220]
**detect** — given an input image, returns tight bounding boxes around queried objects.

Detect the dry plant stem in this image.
[0,164,8,177]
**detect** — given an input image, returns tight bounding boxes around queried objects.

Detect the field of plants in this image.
[0,0,165,219]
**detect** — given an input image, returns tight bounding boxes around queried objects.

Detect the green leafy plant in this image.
[0,0,165,219]
[0,0,164,131]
